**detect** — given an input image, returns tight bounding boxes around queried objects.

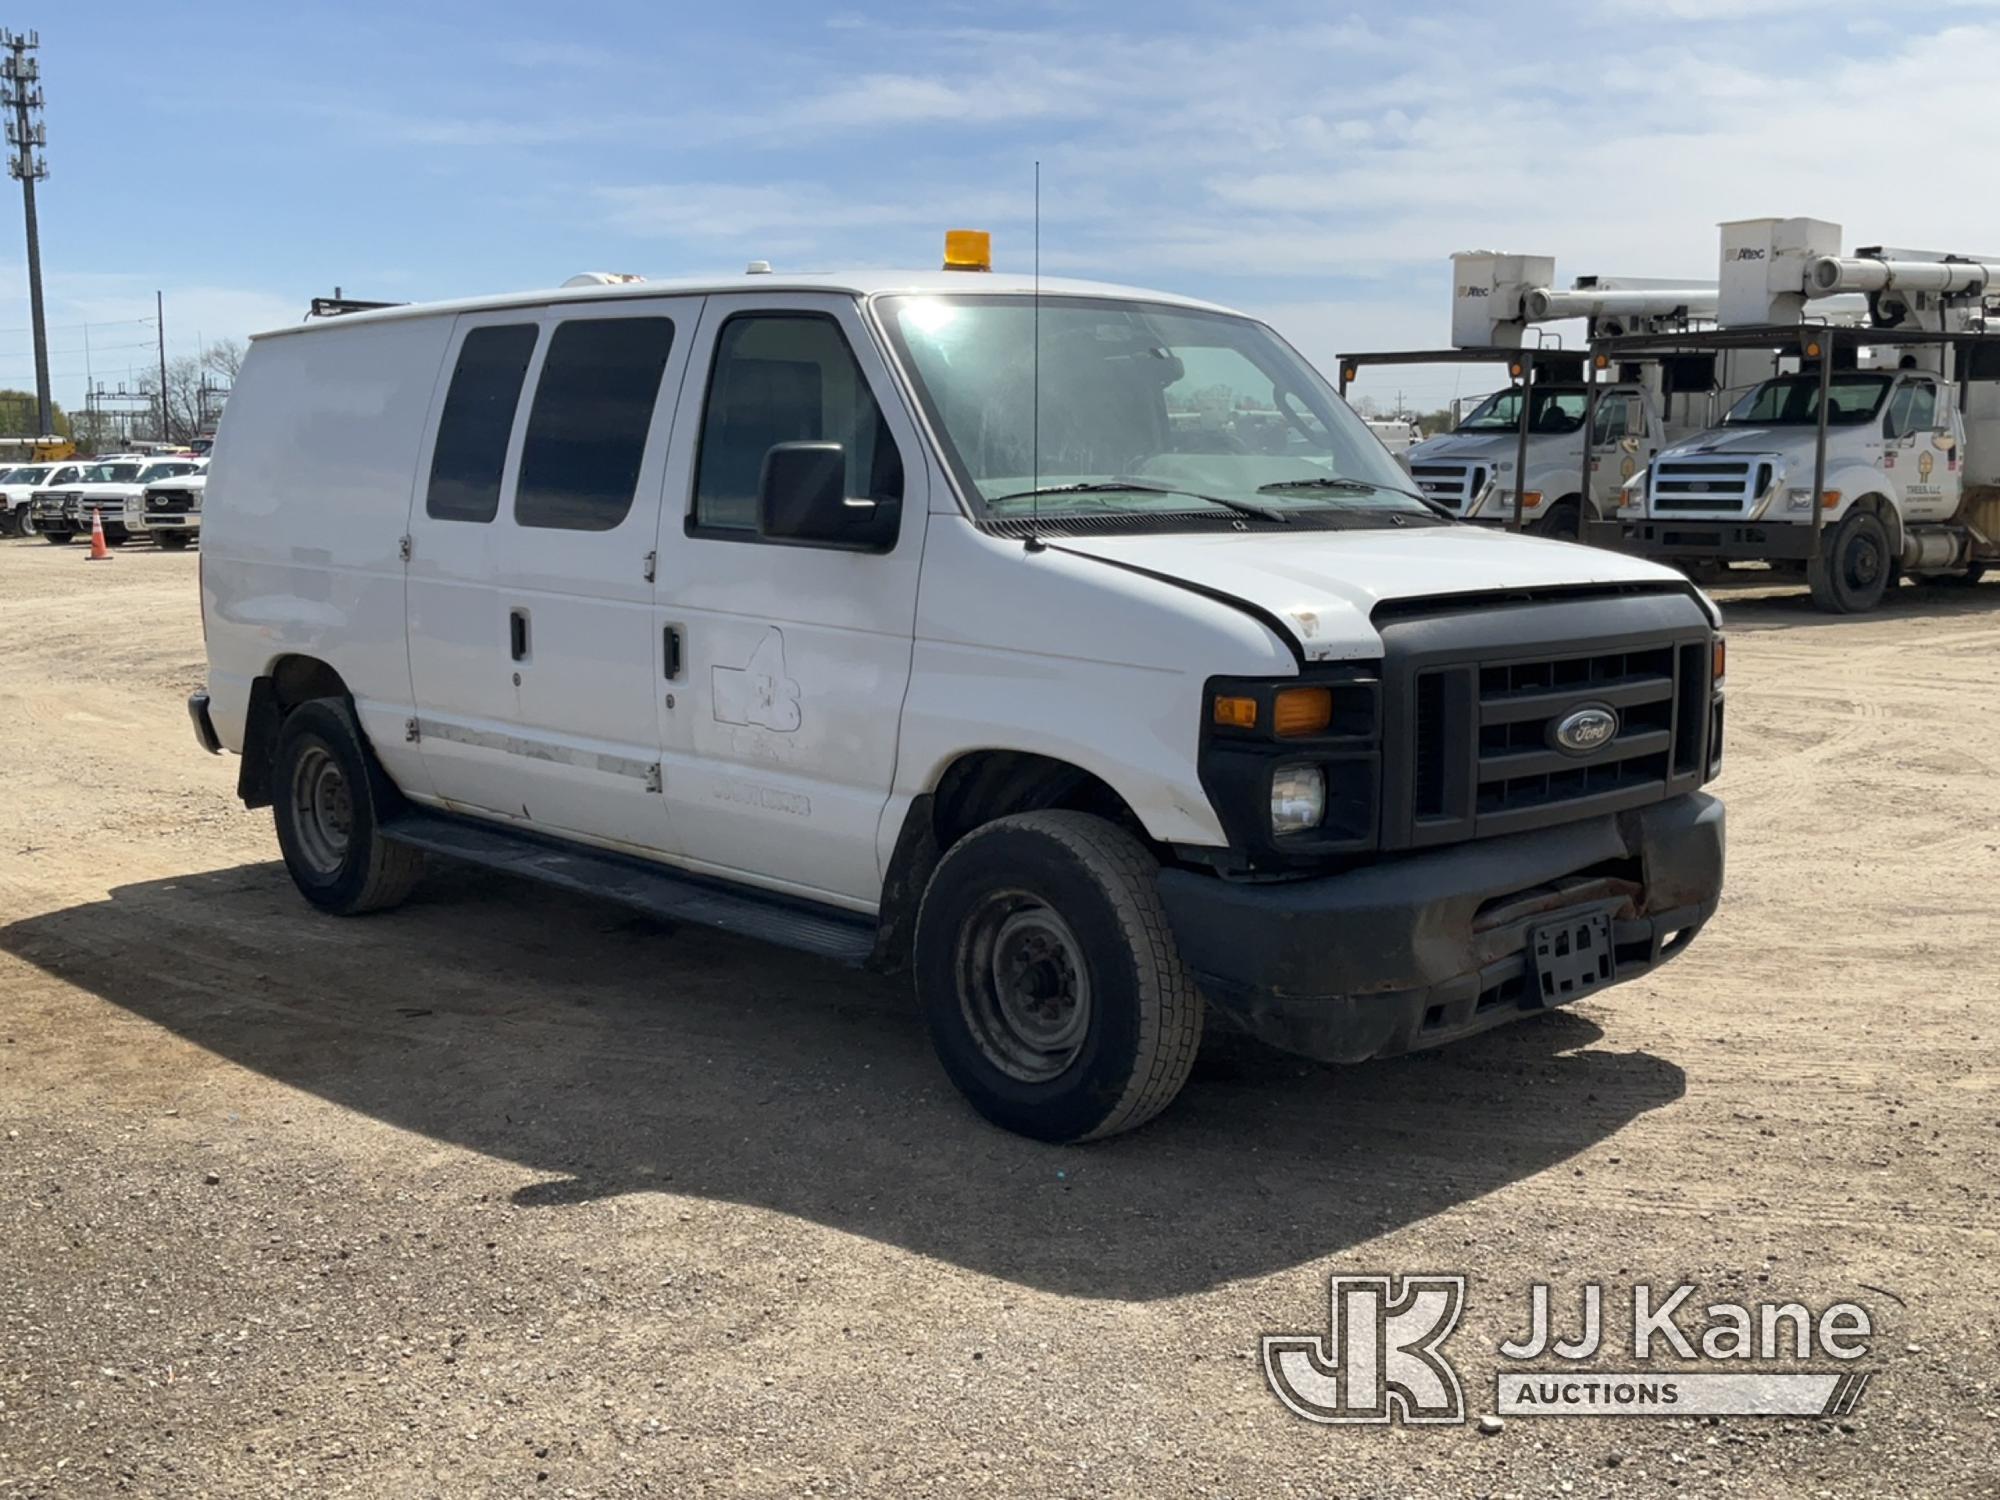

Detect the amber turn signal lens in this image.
[1213,694,1258,729]
[1713,638,1726,684]
[1272,687,1333,737]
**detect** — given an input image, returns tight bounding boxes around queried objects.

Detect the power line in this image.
[1,28,49,435]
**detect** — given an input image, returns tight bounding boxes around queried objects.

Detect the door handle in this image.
[663,624,683,680]
[509,609,530,662]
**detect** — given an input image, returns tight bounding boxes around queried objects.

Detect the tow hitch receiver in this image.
[1530,911,1616,1006]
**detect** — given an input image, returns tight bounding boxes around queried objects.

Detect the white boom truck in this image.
[1340,253,1723,540]
[1604,217,2000,611]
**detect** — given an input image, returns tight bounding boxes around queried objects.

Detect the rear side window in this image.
[515,317,676,531]
[427,323,538,523]
[691,313,902,534]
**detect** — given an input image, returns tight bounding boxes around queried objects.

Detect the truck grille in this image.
[1379,590,1714,849]
[1649,458,1772,515]
[1408,462,1488,511]
[31,490,77,514]
[147,489,197,514]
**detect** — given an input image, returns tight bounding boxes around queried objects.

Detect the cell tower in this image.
[2,29,51,438]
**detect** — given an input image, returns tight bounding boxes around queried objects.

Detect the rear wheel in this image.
[154,531,191,550]
[271,699,424,915]
[1808,509,1893,613]
[914,810,1203,1142]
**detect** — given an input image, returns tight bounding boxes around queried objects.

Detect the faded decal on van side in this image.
[712,627,802,733]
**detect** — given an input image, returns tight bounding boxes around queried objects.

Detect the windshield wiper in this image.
[988,479,1289,523]
[1257,476,1455,523]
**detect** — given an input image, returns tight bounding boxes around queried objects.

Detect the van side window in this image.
[427,324,538,523]
[691,313,903,535]
[515,317,676,532]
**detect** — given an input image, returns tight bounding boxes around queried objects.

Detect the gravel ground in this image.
[0,535,1995,1498]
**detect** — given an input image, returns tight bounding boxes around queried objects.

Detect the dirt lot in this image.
[0,535,1995,1498]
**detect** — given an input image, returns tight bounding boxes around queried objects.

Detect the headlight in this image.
[1786,488,1814,510]
[1270,765,1326,835]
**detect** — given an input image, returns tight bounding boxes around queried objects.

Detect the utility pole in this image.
[156,289,168,441]
[1,29,49,438]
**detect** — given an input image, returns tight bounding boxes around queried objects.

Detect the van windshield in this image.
[1724,374,1891,426]
[879,295,1431,527]
[1456,386,1588,435]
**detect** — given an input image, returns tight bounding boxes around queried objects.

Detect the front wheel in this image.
[1808,509,1893,613]
[914,810,1203,1142]
[154,531,191,550]
[41,527,73,545]
[1533,499,1581,542]
[14,507,35,537]
[271,699,424,915]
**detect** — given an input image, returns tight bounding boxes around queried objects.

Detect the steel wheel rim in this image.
[289,745,352,876]
[1844,526,1883,592]
[956,892,1092,1083]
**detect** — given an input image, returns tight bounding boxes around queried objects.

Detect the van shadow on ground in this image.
[0,860,1686,1301]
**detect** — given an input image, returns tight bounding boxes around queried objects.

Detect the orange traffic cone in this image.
[85,512,112,562]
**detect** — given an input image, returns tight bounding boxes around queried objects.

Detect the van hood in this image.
[1051,525,1708,661]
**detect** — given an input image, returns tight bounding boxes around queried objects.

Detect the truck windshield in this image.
[83,463,144,483]
[878,294,1428,524]
[1724,374,1891,426]
[1,466,48,484]
[137,462,196,482]
[1455,386,1588,435]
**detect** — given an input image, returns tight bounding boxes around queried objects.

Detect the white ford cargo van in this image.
[192,259,1727,1141]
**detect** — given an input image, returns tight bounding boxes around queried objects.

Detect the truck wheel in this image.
[13,508,34,537]
[1533,500,1581,542]
[154,531,190,550]
[1808,509,1892,614]
[271,699,424,916]
[42,528,72,545]
[914,810,1203,1142]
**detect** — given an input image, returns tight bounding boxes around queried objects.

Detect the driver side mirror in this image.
[756,441,899,551]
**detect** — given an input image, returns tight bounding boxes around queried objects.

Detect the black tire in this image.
[271,698,424,916]
[1533,499,1581,542]
[1808,508,1893,614]
[42,528,73,545]
[914,810,1203,1142]
[0,508,15,538]
[13,508,34,537]
[154,531,191,550]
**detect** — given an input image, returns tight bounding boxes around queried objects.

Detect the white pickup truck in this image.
[190,250,1726,1140]
[143,470,208,548]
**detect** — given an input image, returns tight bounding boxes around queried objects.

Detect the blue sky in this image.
[9,0,2000,416]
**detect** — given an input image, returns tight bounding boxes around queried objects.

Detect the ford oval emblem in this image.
[1551,704,1619,756]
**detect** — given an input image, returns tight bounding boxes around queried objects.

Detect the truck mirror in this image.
[756,441,898,551]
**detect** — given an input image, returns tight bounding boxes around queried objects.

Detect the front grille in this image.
[147,489,197,513]
[32,491,76,513]
[1650,458,1772,515]
[1379,590,1713,848]
[1409,462,1488,510]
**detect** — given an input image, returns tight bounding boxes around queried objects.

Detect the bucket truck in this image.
[1340,253,1721,540]
[1601,217,2000,612]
